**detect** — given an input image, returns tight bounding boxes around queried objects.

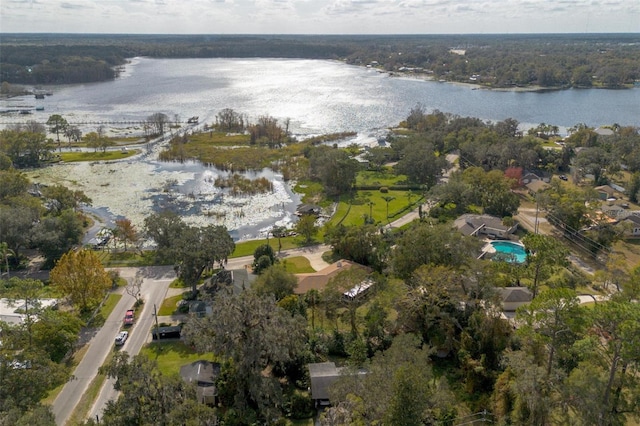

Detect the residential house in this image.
[0,298,58,325]
[600,203,627,219]
[180,360,221,405]
[498,287,533,312]
[454,214,518,239]
[594,185,616,200]
[618,215,640,237]
[521,171,542,185]
[308,362,343,406]
[525,180,550,197]
[295,260,369,294]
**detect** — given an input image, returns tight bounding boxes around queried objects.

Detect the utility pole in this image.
[534,195,539,234]
[153,303,160,340]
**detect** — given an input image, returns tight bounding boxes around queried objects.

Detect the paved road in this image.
[53,266,175,425]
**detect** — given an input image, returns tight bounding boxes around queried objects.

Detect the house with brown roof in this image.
[295,260,369,294]
[525,180,550,196]
[594,185,617,200]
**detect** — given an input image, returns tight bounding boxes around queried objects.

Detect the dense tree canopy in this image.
[3,34,638,89]
[182,291,306,422]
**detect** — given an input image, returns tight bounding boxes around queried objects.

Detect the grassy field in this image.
[329,189,420,227]
[158,294,184,316]
[355,168,407,187]
[186,130,251,146]
[60,150,138,162]
[140,341,216,376]
[86,293,122,327]
[232,237,298,258]
[281,256,315,274]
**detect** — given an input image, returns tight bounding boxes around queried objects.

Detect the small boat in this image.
[35,106,45,111]
[20,109,32,115]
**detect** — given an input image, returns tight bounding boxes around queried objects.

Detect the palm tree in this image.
[382,196,395,223]
[0,242,15,279]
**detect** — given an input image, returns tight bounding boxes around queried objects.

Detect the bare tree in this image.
[125,272,143,305]
[147,112,169,136]
[64,125,82,146]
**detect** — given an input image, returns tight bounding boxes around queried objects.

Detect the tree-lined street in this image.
[53,266,175,425]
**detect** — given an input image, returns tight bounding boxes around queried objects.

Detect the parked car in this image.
[124,309,134,326]
[115,331,128,346]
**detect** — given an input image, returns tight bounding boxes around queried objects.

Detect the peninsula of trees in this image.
[1,33,639,89]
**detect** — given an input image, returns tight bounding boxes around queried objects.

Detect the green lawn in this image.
[329,190,420,227]
[140,341,217,376]
[60,150,138,162]
[158,294,184,316]
[187,131,251,146]
[84,292,122,327]
[281,256,315,273]
[232,237,298,258]
[100,293,122,320]
[355,168,407,187]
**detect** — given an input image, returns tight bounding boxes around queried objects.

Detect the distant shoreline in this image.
[384,70,634,92]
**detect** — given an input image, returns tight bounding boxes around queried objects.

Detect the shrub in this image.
[286,392,314,419]
[327,329,347,357]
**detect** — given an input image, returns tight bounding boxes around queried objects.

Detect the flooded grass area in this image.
[26,137,301,241]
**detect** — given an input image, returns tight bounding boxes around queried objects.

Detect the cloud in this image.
[60,2,91,9]
[0,0,637,34]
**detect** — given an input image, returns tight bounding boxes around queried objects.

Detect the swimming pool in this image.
[489,241,527,263]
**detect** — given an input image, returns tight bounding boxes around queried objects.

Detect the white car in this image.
[115,331,128,346]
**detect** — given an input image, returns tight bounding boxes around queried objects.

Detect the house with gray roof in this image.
[497,287,533,312]
[618,214,640,237]
[308,362,343,405]
[180,360,221,405]
[454,214,518,239]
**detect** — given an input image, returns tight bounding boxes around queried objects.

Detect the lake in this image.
[3,57,639,240]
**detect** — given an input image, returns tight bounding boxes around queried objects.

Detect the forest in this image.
[1,33,639,88]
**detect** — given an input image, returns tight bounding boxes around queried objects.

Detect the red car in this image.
[124,309,134,326]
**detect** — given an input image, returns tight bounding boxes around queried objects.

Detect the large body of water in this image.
[3,58,638,240]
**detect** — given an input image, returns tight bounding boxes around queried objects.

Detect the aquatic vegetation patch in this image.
[214,174,274,196]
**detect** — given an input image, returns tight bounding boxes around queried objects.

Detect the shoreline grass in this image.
[60,150,139,162]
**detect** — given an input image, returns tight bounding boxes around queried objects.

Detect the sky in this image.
[1,0,639,35]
